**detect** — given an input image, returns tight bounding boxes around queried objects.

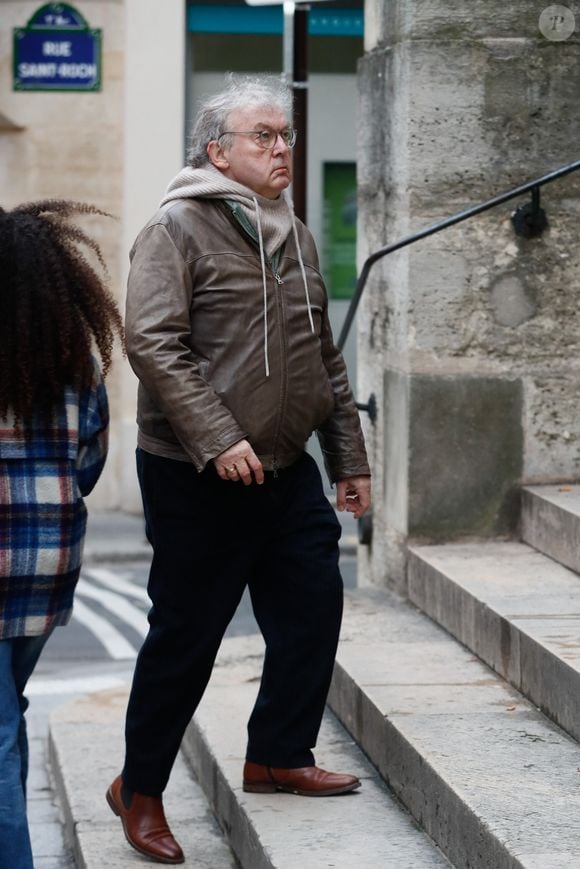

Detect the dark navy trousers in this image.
[122,449,343,796]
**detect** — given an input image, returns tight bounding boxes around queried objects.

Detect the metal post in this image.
[292,4,308,223]
[282,1,294,85]
[250,0,331,219]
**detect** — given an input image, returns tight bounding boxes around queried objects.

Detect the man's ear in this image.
[207,140,229,170]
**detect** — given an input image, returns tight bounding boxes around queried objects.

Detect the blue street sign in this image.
[13,3,101,92]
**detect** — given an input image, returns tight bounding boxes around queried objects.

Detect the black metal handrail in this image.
[338,158,580,360]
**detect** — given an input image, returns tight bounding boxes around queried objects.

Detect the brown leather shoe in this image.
[243,761,361,796]
[106,775,184,864]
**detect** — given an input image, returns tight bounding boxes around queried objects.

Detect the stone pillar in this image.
[357,3,580,589]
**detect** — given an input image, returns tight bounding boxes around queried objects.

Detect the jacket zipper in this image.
[222,204,291,477]
[270,267,287,477]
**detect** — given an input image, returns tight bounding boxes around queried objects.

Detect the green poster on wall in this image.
[323,162,357,300]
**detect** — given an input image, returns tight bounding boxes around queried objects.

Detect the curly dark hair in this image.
[0,200,124,424]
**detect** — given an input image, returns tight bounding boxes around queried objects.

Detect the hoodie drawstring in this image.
[253,193,315,379]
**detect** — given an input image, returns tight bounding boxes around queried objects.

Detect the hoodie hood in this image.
[160,164,294,259]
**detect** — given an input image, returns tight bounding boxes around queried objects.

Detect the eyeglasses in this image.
[218,127,297,150]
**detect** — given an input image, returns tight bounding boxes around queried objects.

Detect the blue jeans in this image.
[0,633,52,869]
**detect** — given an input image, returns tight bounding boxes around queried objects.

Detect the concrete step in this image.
[521,484,580,573]
[48,687,237,869]
[407,540,580,745]
[328,586,580,869]
[182,634,452,869]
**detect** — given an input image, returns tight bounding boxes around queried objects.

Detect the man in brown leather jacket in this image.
[107,76,371,865]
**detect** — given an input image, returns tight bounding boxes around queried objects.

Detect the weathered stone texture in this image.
[359,1,580,588]
[367,2,564,49]
[407,374,523,538]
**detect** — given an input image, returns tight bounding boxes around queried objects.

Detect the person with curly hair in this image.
[0,200,123,869]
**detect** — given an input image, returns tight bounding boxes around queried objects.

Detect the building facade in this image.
[0,0,363,510]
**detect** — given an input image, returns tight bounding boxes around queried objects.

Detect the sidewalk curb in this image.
[48,726,84,869]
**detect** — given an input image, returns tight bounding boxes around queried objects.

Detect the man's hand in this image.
[336,476,371,520]
[214,439,264,486]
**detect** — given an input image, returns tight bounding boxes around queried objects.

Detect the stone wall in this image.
[358,1,580,588]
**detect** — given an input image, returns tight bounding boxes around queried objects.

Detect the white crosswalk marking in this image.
[75,577,149,638]
[83,566,150,604]
[71,598,138,660]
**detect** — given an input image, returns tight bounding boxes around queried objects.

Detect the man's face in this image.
[213,106,293,199]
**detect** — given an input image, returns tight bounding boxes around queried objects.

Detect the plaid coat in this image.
[0,359,109,639]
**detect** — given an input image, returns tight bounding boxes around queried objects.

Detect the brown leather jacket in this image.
[125,198,370,482]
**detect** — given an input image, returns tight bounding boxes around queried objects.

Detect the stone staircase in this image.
[50,484,580,868]
[177,484,580,868]
[408,484,580,747]
[396,483,580,867]
[182,635,451,869]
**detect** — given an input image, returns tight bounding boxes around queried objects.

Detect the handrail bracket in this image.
[511,185,549,238]
[356,393,377,423]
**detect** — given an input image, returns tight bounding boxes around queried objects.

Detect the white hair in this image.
[187,75,293,168]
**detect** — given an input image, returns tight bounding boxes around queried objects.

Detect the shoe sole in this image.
[106,787,185,865]
[243,780,362,797]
